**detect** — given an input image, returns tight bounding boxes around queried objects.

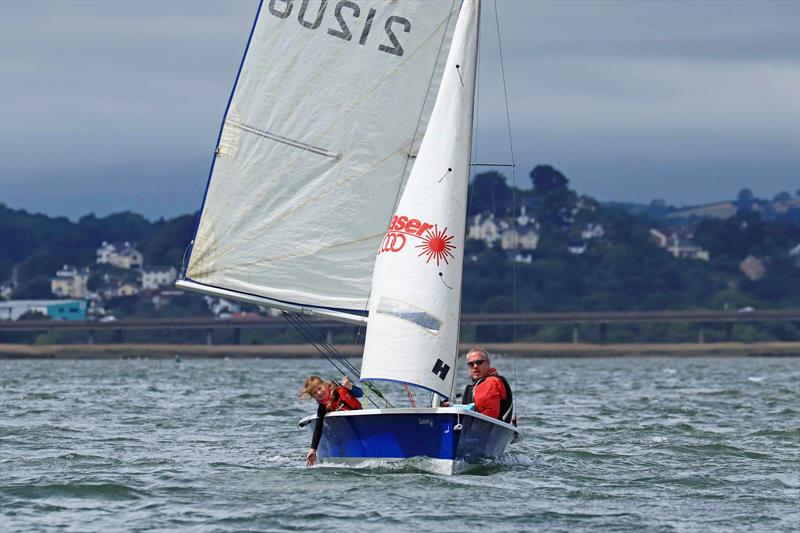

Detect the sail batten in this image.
[184,1,461,312]
[360,0,481,398]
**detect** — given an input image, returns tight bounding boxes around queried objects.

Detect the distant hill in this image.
[606,195,800,224]
[2,173,799,318]
[0,204,197,296]
[667,202,737,220]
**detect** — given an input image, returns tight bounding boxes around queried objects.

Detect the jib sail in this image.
[360,0,479,398]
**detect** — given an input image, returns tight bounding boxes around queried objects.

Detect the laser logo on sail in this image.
[379,215,456,266]
[416,225,455,266]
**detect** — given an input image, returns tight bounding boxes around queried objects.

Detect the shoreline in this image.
[1,342,797,359]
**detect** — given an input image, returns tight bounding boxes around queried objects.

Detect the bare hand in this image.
[306,449,317,467]
[341,376,353,390]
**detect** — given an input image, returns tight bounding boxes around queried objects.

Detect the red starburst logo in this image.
[415,225,455,266]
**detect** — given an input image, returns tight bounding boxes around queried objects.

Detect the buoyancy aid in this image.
[463,370,514,423]
[323,385,362,412]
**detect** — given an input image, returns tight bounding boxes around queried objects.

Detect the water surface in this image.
[2,356,798,531]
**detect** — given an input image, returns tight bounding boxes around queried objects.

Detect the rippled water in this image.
[1,356,798,531]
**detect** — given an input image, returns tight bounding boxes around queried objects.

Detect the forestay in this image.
[184,0,460,316]
[360,0,480,398]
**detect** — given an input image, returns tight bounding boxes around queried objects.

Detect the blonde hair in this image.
[299,375,326,399]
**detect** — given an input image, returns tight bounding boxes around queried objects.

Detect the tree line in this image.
[2,165,799,316]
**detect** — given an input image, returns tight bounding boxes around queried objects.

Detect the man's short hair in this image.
[466,346,490,362]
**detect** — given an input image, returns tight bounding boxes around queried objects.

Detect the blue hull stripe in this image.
[305,411,516,462]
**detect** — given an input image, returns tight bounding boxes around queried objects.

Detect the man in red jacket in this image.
[462,347,514,424]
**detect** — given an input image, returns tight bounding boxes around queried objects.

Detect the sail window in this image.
[376,297,441,333]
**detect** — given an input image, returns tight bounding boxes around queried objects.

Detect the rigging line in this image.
[284,315,353,378]
[282,313,357,378]
[285,313,359,377]
[284,312,393,408]
[493,0,517,166]
[390,0,458,216]
[284,316,383,409]
[493,0,518,417]
[403,384,417,407]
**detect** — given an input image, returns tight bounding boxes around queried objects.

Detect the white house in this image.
[567,241,587,255]
[96,241,144,270]
[500,226,539,251]
[468,214,502,246]
[141,266,178,290]
[204,296,241,317]
[650,229,710,261]
[581,223,605,240]
[116,246,143,270]
[516,206,533,227]
[666,236,709,261]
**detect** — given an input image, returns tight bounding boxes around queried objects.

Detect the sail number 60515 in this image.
[268,0,411,57]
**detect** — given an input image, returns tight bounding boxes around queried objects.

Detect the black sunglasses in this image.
[467,359,487,367]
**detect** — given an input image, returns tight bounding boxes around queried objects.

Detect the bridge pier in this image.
[725,323,734,341]
[233,328,241,345]
[572,324,580,343]
[88,329,95,345]
[206,328,214,346]
[698,325,705,344]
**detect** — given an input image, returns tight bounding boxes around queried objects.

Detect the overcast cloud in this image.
[1,0,798,219]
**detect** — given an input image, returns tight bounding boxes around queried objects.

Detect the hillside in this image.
[2,166,799,319]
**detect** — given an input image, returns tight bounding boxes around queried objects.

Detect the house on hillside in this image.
[468,214,501,246]
[567,240,587,255]
[0,283,13,299]
[51,265,89,298]
[96,281,139,300]
[516,206,535,227]
[204,296,241,317]
[96,241,144,270]
[789,243,800,268]
[649,229,710,261]
[581,223,605,240]
[500,226,539,251]
[667,237,709,261]
[117,283,139,297]
[142,266,178,290]
[740,256,766,281]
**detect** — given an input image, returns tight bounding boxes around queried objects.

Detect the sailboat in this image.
[177,0,521,474]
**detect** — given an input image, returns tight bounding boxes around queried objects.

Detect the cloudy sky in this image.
[1,0,798,220]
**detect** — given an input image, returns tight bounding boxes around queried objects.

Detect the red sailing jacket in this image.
[321,385,362,412]
[467,369,510,420]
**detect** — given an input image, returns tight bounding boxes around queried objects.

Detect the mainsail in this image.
[360,0,480,398]
[180,0,461,321]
